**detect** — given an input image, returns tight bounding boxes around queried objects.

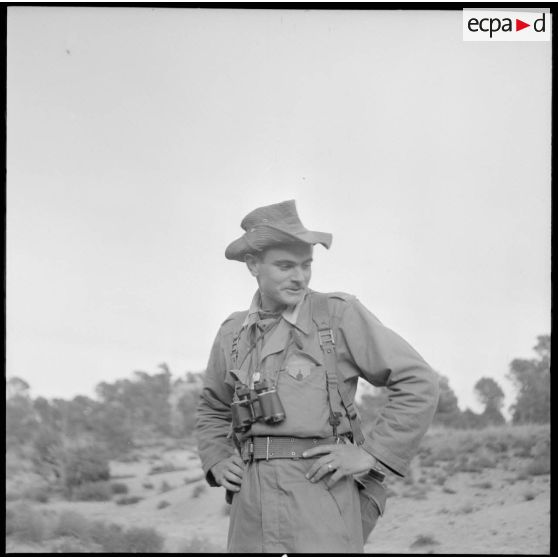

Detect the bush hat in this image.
[225,200,332,261]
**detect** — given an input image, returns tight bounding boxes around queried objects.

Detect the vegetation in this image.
[72,481,113,502]
[508,335,550,424]
[4,335,550,553]
[115,495,143,506]
[358,334,549,431]
[6,504,165,553]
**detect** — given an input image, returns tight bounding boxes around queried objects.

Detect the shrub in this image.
[143,481,154,489]
[23,484,50,503]
[157,500,171,510]
[148,462,177,475]
[470,455,497,469]
[472,481,493,489]
[178,535,223,553]
[192,484,207,498]
[111,482,129,495]
[65,445,110,489]
[6,502,47,543]
[434,447,457,461]
[523,490,536,501]
[443,486,457,494]
[73,481,113,501]
[51,537,102,553]
[410,534,440,548]
[159,480,172,493]
[458,502,475,514]
[122,527,165,553]
[116,495,143,505]
[524,455,550,476]
[89,521,127,553]
[53,510,91,540]
[184,473,206,485]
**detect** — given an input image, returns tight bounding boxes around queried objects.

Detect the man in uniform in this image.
[195,200,439,553]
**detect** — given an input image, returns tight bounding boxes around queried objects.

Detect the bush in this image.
[184,473,205,485]
[143,481,154,489]
[178,535,223,553]
[410,534,440,548]
[434,447,457,461]
[73,481,113,501]
[148,462,177,475]
[192,484,207,498]
[116,495,143,505]
[6,502,47,543]
[51,537,102,553]
[122,527,165,553]
[157,500,171,510]
[89,520,166,553]
[469,455,497,470]
[65,445,110,489]
[53,510,91,540]
[22,483,50,503]
[111,482,129,495]
[524,455,550,476]
[159,480,172,493]
[89,521,127,553]
[523,490,536,501]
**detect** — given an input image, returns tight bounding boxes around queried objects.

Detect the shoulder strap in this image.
[311,292,365,445]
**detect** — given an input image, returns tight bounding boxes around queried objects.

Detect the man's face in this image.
[246,244,313,312]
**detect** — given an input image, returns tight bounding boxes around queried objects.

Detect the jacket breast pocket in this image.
[285,353,316,381]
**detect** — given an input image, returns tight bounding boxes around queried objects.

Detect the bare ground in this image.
[6,443,550,554]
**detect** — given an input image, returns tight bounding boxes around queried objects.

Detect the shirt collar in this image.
[242,289,311,334]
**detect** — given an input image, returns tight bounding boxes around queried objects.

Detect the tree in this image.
[432,373,462,427]
[6,377,38,447]
[508,334,550,424]
[474,377,505,426]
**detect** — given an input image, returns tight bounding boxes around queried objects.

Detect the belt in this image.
[242,435,344,461]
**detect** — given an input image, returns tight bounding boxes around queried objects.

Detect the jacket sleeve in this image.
[338,298,439,476]
[195,328,236,486]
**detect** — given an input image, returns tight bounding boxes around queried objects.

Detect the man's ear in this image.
[245,254,259,277]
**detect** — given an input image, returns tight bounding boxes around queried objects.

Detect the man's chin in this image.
[282,288,305,304]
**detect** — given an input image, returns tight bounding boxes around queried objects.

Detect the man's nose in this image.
[291,267,305,283]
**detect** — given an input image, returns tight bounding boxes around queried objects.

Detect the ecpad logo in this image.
[463,10,550,41]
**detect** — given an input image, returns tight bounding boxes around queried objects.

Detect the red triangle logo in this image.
[516,19,530,31]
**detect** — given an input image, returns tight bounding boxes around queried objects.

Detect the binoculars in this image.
[231,378,286,433]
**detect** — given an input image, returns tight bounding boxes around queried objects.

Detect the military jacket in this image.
[196,289,439,483]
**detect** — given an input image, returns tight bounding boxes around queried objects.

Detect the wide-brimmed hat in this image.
[225,200,332,261]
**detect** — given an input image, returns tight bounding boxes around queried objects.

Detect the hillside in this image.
[6,423,550,554]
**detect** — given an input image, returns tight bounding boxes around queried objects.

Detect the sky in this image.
[6,7,551,416]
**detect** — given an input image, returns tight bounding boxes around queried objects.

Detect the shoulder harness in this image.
[311,292,365,445]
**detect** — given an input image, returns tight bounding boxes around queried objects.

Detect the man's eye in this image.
[278,265,291,271]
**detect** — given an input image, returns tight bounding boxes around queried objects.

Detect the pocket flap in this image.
[355,473,387,516]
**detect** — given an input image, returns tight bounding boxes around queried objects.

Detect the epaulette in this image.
[326,291,355,302]
[220,311,248,329]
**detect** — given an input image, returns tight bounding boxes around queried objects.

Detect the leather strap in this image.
[311,292,365,445]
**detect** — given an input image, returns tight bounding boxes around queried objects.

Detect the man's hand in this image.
[210,455,245,493]
[302,444,376,488]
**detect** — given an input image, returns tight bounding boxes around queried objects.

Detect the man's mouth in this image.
[285,287,302,294]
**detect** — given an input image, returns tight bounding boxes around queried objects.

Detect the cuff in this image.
[361,440,408,477]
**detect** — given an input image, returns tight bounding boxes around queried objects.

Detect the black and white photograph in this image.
[5,5,551,555]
